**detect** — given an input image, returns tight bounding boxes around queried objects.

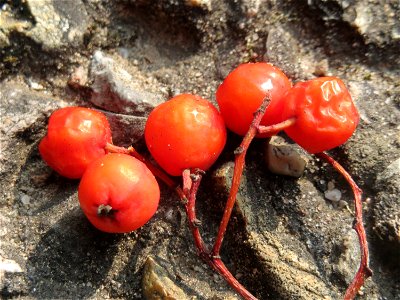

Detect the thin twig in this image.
[212,95,271,256]
[316,152,372,300]
[210,258,258,300]
[106,143,258,298]
[184,169,258,300]
[105,143,187,202]
[183,169,207,252]
[257,117,296,135]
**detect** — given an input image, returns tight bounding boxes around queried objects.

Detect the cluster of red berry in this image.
[39,62,368,299]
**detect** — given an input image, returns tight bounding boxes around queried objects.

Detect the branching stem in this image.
[182,169,207,252]
[212,95,272,256]
[105,143,187,202]
[106,143,257,299]
[316,152,372,300]
[183,169,258,300]
[257,117,296,135]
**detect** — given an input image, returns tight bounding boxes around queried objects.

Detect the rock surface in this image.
[264,136,307,177]
[308,0,400,45]
[142,257,189,300]
[25,0,89,50]
[89,51,165,116]
[373,158,400,254]
[1,0,399,299]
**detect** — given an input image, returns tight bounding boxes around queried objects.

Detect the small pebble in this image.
[20,194,31,205]
[338,200,348,209]
[325,188,342,202]
[0,258,22,273]
[265,138,306,177]
[327,180,335,190]
[28,79,44,90]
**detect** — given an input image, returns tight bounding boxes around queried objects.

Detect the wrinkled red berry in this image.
[281,77,359,153]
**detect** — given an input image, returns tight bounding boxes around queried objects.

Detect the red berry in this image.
[281,77,359,153]
[39,107,112,179]
[78,153,160,233]
[145,94,227,176]
[216,62,292,137]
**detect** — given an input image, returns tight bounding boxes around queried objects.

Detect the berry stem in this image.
[257,117,296,135]
[106,144,257,298]
[210,257,258,300]
[182,169,192,198]
[183,169,258,300]
[315,152,372,300]
[182,169,207,251]
[97,204,115,216]
[212,95,271,256]
[105,143,187,203]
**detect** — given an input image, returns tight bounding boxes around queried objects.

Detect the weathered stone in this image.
[89,51,165,116]
[0,11,31,48]
[1,0,399,298]
[142,257,189,300]
[26,0,89,50]
[373,158,400,250]
[264,136,307,178]
[264,25,330,80]
[309,0,400,45]
[213,162,335,299]
[334,230,360,285]
[0,83,66,177]
[103,112,147,146]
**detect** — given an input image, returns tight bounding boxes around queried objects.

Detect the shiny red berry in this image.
[216,62,292,137]
[39,107,112,179]
[145,94,227,176]
[78,153,160,233]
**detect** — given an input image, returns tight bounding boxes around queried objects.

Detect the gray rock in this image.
[103,112,147,146]
[309,0,400,45]
[373,158,400,251]
[89,51,165,116]
[334,230,360,285]
[26,0,89,50]
[142,257,189,300]
[264,25,329,80]
[264,136,307,178]
[0,83,67,179]
[0,82,68,297]
[213,162,336,299]
[0,10,31,48]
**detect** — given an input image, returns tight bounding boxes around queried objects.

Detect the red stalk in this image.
[257,118,296,135]
[182,169,207,252]
[107,143,257,298]
[315,152,372,300]
[105,143,187,202]
[211,95,271,256]
[183,169,258,300]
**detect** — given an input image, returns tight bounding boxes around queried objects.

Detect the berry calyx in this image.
[216,62,292,137]
[281,77,359,153]
[39,107,112,179]
[145,94,227,176]
[78,153,160,233]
